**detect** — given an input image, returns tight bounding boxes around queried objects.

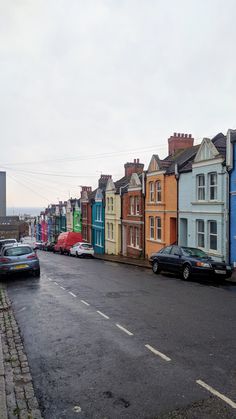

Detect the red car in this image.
[54,232,83,255]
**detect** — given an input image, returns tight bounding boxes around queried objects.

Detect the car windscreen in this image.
[182,247,208,258]
[4,247,32,257]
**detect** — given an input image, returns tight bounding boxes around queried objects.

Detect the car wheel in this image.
[33,268,40,278]
[60,248,63,255]
[152,260,160,274]
[76,251,79,258]
[182,264,191,281]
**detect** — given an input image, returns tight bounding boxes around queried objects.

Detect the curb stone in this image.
[0,285,43,419]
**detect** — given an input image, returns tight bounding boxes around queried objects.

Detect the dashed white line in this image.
[116,323,133,336]
[196,379,236,409]
[60,286,65,290]
[81,300,90,306]
[54,281,58,285]
[48,278,52,281]
[69,291,77,298]
[97,310,109,319]
[145,344,171,362]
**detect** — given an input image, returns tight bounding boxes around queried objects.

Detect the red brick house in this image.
[80,186,92,243]
[121,166,145,258]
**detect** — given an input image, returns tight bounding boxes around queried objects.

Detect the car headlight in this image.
[196,261,211,268]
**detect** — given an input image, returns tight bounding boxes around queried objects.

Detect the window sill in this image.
[128,214,142,217]
[191,201,224,205]
[127,245,141,250]
[106,238,115,243]
[147,239,164,244]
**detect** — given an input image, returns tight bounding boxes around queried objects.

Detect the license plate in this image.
[215,270,226,275]
[12,264,29,270]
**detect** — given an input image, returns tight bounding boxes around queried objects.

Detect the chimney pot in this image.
[174,132,177,136]
[137,158,140,163]
[134,159,136,163]
[178,133,180,137]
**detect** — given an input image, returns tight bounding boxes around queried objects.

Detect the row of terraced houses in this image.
[35,129,236,266]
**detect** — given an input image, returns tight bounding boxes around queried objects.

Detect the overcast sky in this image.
[1,0,236,209]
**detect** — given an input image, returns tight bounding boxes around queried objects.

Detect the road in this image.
[3,251,236,419]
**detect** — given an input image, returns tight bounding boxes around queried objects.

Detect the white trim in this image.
[147,170,166,177]
[192,157,224,168]
[122,220,144,225]
[128,186,142,192]
[191,201,224,206]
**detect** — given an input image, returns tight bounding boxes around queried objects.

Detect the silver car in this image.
[0,245,40,278]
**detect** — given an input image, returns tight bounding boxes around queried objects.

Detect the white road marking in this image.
[48,278,52,281]
[60,286,65,290]
[145,344,171,362]
[196,379,236,409]
[81,300,90,306]
[97,310,109,319]
[116,323,133,336]
[73,405,82,413]
[69,291,77,298]
[54,281,58,285]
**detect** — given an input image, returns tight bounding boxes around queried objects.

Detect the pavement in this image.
[0,285,42,419]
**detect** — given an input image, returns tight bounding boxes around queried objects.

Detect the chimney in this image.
[98,174,112,189]
[81,186,92,192]
[124,158,144,177]
[168,132,194,156]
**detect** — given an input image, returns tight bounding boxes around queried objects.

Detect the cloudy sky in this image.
[1,0,236,209]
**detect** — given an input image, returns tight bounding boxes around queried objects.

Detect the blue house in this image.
[179,134,229,262]
[91,175,111,254]
[226,129,236,266]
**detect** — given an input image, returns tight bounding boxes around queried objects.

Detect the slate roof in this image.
[114,175,131,194]
[211,132,226,158]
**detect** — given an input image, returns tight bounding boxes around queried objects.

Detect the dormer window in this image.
[197,174,205,201]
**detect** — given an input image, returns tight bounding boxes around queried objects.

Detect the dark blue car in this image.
[149,245,232,280]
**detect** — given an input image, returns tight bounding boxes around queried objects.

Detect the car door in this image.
[157,246,172,270]
[168,246,183,272]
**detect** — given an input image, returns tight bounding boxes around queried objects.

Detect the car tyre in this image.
[182,264,191,281]
[152,260,161,274]
[33,268,40,278]
[60,248,64,255]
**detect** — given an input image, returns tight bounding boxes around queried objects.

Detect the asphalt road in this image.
[3,251,236,419]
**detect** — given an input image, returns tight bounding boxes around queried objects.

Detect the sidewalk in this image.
[0,286,43,419]
[94,253,236,282]
[94,253,151,269]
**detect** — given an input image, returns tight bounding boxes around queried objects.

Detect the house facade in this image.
[179,134,228,262]
[91,175,111,254]
[145,133,194,259]
[226,129,236,266]
[122,172,145,258]
[81,186,92,243]
[105,159,144,255]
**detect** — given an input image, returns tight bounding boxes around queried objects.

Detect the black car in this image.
[149,245,232,280]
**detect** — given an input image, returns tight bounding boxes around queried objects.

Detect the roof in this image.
[211,132,226,158]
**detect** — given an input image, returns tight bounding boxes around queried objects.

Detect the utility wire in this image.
[7,173,50,204]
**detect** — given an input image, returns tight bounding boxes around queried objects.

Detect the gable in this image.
[106,178,115,192]
[194,138,219,163]
[148,155,161,173]
[95,188,103,201]
[128,173,141,190]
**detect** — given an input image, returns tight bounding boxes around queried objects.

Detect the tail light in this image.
[0,258,10,263]
[27,253,38,260]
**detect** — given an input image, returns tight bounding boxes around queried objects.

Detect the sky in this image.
[1,0,236,208]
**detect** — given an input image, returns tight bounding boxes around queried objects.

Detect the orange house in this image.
[145,133,195,258]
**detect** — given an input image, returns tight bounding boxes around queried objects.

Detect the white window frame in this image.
[110,223,114,239]
[209,220,217,251]
[130,196,135,215]
[150,216,154,239]
[209,172,217,201]
[107,198,110,212]
[149,182,154,202]
[156,180,162,202]
[196,219,205,248]
[107,222,110,239]
[135,196,140,215]
[135,227,140,248]
[130,226,134,246]
[110,197,114,212]
[197,174,205,201]
[156,217,161,241]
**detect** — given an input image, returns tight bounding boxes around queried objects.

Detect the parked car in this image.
[0,245,40,278]
[0,239,17,253]
[44,242,55,252]
[33,241,44,250]
[149,245,232,280]
[0,243,17,256]
[54,232,83,255]
[70,242,94,258]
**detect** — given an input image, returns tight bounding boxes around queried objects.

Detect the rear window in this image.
[4,247,32,256]
[81,244,92,248]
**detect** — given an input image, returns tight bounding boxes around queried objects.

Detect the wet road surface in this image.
[3,251,236,418]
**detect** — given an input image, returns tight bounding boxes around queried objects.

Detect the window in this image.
[197,220,205,248]
[150,217,154,239]
[171,246,181,255]
[82,226,87,241]
[135,197,140,214]
[197,174,205,200]
[110,197,114,212]
[107,198,110,212]
[209,173,217,200]
[130,196,135,215]
[160,246,172,255]
[107,223,114,240]
[130,226,134,246]
[82,205,87,218]
[156,181,162,202]
[130,227,140,248]
[135,227,140,248]
[96,230,102,246]
[209,221,217,251]
[156,217,161,241]
[107,223,110,239]
[149,182,154,202]
[96,205,102,221]
[110,223,114,239]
